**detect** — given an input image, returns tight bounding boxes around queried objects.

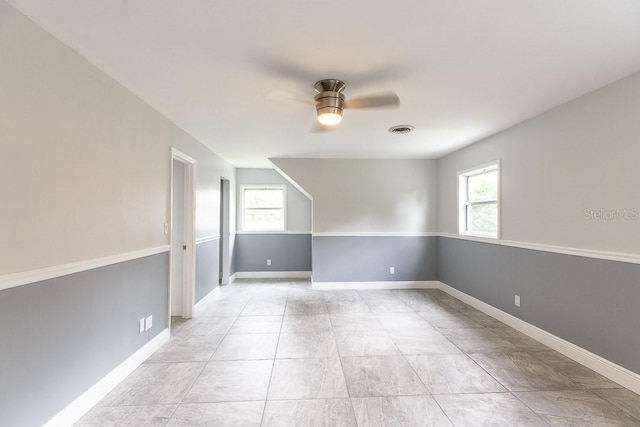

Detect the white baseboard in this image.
[438,282,640,395]
[193,286,221,317]
[44,328,170,427]
[233,271,312,279]
[312,280,440,291]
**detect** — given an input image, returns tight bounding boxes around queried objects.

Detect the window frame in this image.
[457,160,500,239]
[240,185,287,232]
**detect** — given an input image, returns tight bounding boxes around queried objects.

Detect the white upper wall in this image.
[236,168,312,232]
[0,1,235,275]
[271,159,437,234]
[437,71,640,255]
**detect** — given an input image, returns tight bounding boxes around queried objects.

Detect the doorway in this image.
[170,148,196,320]
[219,178,231,285]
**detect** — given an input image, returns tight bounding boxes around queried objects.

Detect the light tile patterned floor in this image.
[76,279,640,426]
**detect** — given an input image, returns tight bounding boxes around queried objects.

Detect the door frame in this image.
[170,148,197,321]
[219,177,231,285]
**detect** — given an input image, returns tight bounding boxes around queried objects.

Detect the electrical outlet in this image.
[139,318,145,333]
[515,295,521,307]
[267,259,271,266]
[145,315,153,331]
[389,267,395,274]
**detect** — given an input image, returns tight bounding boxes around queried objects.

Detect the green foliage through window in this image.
[468,170,497,202]
[460,165,499,237]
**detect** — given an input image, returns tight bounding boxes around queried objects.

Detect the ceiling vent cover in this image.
[388,125,414,134]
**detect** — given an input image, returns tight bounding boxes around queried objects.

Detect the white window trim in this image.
[240,185,287,232]
[458,160,500,240]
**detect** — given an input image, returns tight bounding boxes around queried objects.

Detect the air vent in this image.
[388,125,414,134]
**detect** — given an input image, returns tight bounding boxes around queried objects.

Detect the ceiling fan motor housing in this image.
[314,79,346,118]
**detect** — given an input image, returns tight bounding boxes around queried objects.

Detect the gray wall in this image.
[0,253,169,427]
[313,236,438,282]
[195,239,220,302]
[438,237,640,374]
[234,234,312,272]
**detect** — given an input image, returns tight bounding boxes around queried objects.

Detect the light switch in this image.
[145,315,153,331]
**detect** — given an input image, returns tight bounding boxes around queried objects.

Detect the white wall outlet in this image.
[164,222,169,235]
[267,259,271,266]
[389,267,395,274]
[515,295,521,307]
[139,318,145,333]
[145,315,153,331]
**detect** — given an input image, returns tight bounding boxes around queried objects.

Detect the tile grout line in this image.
[427,291,550,426]
[591,390,640,423]
[426,294,555,425]
[507,391,553,426]
[458,346,553,425]
[259,293,288,426]
[163,283,250,423]
[329,298,360,426]
[385,299,460,426]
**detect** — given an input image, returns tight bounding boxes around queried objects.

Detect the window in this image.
[241,186,286,231]
[458,161,499,238]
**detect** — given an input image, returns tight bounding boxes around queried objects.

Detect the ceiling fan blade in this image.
[264,89,314,105]
[345,92,400,109]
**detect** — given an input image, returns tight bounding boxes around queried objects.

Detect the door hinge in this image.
[182,245,187,251]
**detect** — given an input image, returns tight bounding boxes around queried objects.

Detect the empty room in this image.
[1,0,640,426]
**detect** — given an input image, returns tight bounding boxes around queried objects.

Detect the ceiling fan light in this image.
[315,87,345,126]
[317,111,342,126]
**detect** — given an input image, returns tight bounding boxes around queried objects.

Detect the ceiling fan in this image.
[266,78,400,129]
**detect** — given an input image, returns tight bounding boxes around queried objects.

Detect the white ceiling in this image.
[8,0,640,167]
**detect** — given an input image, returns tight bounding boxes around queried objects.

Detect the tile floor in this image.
[76,279,640,426]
